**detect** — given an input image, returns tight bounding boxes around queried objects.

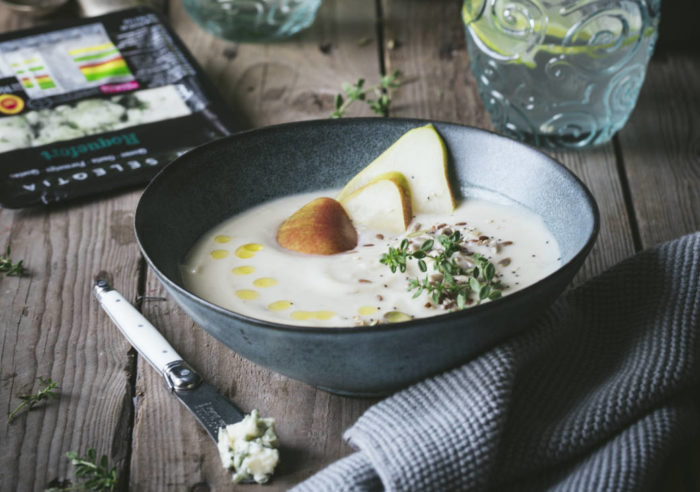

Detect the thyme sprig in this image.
[331,70,401,118]
[7,377,59,423]
[380,230,505,310]
[66,449,118,491]
[47,449,119,491]
[0,246,26,277]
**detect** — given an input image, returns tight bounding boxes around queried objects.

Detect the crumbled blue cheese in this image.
[217,409,279,484]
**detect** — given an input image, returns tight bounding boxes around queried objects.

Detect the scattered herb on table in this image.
[47,449,119,492]
[7,377,59,423]
[331,70,402,118]
[67,449,118,491]
[381,230,505,310]
[0,246,26,277]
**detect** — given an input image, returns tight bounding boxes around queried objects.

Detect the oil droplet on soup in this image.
[358,306,378,316]
[291,311,314,320]
[268,300,292,311]
[253,278,277,288]
[290,310,337,321]
[233,266,255,275]
[314,311,335,320]
[210,250,229,259]
[384,311,412,323]
[235,243,263,259]
[214,235,231,243]
[236,289,259,300]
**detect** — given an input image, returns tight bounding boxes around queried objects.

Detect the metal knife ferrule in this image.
[164,360,202,392]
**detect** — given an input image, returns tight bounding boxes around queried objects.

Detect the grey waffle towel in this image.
[291,232,700,492]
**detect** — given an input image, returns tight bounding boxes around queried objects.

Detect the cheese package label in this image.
[0,8,239,208]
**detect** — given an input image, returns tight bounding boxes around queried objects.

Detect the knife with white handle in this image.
[93,276,245,440]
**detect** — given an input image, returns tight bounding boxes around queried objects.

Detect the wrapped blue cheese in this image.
[0,7,239,208]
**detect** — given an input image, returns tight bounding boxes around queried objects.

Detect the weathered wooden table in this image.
[1,1,698,490]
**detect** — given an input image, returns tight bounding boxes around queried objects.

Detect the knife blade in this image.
[93,276,244,440]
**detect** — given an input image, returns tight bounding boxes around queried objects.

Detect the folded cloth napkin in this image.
[291,232,700,492]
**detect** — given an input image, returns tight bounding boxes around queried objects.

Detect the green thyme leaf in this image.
[457,293,466,309]
[381,227,506,311]
[0,246,26,277]
[7,377,59,423]
[469,277,480,292]
[330,71,402,118]
[479,285,490,300]
[60,448,118,491]
[485,263,495,281]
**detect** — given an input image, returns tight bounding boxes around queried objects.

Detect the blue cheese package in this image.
[0,8,240,208]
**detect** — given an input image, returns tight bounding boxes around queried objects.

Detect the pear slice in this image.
[340,171,412,233]
[277,197,358,255]
[337,124,455,214]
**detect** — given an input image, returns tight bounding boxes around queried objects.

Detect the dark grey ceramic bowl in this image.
[135,118,598,396]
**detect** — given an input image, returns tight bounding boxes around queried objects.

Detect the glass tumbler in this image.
[183,0,322,43]
[462,0,661,148]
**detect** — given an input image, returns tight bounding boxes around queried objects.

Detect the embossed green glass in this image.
[463,0,661,148]
[183,0,322,43]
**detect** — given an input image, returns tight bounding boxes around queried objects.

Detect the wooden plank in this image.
[130,1,382,489]
[548,146,637,285]
[382,0,635,284]
[169,0,381,128]
[656,0,700,50]
[0,4,75,29]
[617,51,700,248]
[0,4,170,490]
[616,50,700,492]
[0,191,142,489]
[381,0,491,127]
[0,7,147,491]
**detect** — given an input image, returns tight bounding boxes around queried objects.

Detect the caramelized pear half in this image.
[277,197,358,255]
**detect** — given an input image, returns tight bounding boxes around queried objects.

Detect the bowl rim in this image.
[135,116,600,335]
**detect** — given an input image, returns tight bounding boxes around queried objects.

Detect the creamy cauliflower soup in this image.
[181,189,560,327]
